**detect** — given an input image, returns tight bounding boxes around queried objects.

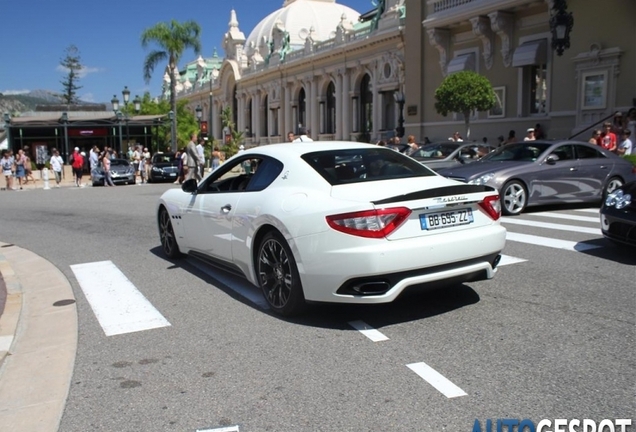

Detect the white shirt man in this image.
[292,127,313,142]
[196,139,206,177]
[49,151,64,187]
[617,130,633,156]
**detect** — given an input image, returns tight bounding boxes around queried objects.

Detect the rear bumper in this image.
[293,224,506,303]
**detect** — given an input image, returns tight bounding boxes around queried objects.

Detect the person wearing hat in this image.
[524,128,536,141]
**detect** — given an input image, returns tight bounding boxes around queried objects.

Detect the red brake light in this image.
[326,207,412,238]
[478,195,501,221]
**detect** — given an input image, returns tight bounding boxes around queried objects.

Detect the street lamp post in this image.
[111,95,123,153]
[3,113,11,155]
[168,111,175,151]
[393,91,405,139]
[122,86,131,149]
[195,105,202,136]
[59,112,69,161]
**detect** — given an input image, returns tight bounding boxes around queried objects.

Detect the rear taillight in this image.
[478,195,501,221]
[326,207,412,238]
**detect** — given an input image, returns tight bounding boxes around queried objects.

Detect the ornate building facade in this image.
[173,0,406,145]
[405,0,635,142]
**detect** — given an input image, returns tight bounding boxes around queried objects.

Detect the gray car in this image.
[409,141,496,171]
[437,140,636,215]
[91,158,135,186]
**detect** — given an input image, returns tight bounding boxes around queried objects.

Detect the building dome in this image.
[245,0,360,57]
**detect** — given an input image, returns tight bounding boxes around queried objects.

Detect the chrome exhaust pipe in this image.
[352,281,391,295]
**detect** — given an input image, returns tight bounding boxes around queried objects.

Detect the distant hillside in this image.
[0,90,101,115]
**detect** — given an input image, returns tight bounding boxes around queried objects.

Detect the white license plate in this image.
[170,173,177,177]
[420,208,473,230]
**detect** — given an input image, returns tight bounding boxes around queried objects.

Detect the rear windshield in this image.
[481,142,552,162]
[302,147,436,185]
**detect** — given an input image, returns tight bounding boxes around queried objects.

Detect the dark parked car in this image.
[600,180,636,247]
[149,153,180,183]
[437,140,636,215]
[91,159,135,186]
[409,141,496,171]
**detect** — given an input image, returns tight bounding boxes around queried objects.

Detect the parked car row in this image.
[91,153,181,186]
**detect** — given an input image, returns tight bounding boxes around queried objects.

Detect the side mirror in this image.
[545,154,559,165]
[181,178,198,193]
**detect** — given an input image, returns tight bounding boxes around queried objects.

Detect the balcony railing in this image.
[430,0,475,13]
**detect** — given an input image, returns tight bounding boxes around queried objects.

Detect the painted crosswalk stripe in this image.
[197,426,240,432]
[70,260,171,336]
[529,212,599,223]
[348,320,389,342]
[505,232,602,251]
[501,217,601,235]
[407,362,467,398]
[575,208,600,214]
[498,254,527,266]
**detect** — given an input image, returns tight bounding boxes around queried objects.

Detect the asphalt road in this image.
[0,184,634,431]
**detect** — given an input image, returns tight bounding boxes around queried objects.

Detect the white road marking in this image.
[575,208,600,214]
[197,426,240,432]
[501,217,601,235]
[529,212,599,223]
[188,259,269,310]
[498,254,527,266]
[505,232,602,251]
[348,320,389,342]
[70,261,171,336]
[0,335,13,351]
[407,362,467,399]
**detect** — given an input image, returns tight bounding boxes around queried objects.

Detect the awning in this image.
[447,53,475,74]
[512,39,547,67]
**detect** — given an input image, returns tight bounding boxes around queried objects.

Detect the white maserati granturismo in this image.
[157,142,506,316]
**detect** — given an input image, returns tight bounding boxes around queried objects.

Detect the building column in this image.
[335,72,343,140]
[310,78,319,139]
[211,100,219,140]
[253,91,261,142]
[237,93,244,135]
[372,69,379,141]
[342,71,350,140]
[283,85,292,136]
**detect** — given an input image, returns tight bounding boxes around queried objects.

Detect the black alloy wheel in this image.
[159,207,181,259]
[257,231,305,316]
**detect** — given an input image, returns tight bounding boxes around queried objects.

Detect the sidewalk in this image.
[0,242,77,431]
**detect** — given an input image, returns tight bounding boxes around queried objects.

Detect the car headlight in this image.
[468,173,495,185]
[152,167,161,172]
[605,189,632,209]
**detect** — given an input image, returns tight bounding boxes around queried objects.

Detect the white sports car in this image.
[157,142,506,316]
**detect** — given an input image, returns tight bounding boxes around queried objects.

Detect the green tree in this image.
[141,20,202,149]
[59,45,83,105]
[434,71,496,139]
[220,106,243,158]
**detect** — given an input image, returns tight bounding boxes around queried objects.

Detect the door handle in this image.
[569,167,577,171]
[599,165,608,169]
[221,204,232,213]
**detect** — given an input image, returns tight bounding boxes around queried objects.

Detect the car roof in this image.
[241,141,377,157]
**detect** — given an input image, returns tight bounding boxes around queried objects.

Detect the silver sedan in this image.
[437,140,636,215]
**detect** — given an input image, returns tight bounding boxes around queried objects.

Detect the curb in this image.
[0,243,78,432]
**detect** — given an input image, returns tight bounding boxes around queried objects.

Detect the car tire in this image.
[501,180,527,215]
[257,231,306,316]
[159,206,182,259]
[604,176,623,199]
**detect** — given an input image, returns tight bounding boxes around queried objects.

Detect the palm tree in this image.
[141,20,201,148]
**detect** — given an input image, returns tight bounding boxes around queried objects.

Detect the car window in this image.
[198,156,275,194]
[550,145,575,161]
[483,142,552,162]
[302,147,436,185]
[414,143,459,159]
[576,145,605,159]
[152,153,177,163]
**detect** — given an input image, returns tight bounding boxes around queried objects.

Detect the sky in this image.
[1,0,374,105]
